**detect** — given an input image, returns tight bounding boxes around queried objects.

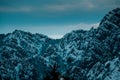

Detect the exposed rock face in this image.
[0,8,120,80]
[100,8,120,27]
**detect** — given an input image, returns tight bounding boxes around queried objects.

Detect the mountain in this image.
[0,8,120,80]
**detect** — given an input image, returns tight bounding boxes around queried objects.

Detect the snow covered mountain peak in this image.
[0,8,120,80]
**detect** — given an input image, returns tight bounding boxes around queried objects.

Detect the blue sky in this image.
[0,0,120,38]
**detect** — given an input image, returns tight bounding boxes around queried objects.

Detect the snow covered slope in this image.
[0,8,120,80]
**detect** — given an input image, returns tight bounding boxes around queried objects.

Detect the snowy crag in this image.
[0,8,120,80]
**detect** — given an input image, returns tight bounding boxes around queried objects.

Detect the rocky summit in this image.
[0,8,120,80]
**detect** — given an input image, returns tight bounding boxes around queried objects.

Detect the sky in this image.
[0,0,120,38]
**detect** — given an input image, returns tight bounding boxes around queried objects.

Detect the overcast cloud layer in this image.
[0,0,120,38]
[0,0,120,12]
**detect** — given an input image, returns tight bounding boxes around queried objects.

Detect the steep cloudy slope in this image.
[0,8,120,80]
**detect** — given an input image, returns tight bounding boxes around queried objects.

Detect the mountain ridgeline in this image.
[0,8,120,80]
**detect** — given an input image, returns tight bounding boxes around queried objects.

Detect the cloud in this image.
[41,1,96,12]
[68,23,99,30]
[0,6,33,12]
[37,0,120,12]
[0,0,120,13]
[42,5,69,12]
[49,34,63,39]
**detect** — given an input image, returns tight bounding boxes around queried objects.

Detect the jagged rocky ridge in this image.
[0,8,120,80]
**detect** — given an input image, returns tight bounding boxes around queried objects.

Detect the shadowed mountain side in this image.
[0,8,120,80]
